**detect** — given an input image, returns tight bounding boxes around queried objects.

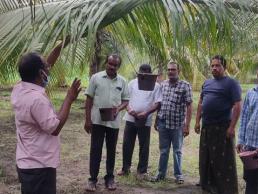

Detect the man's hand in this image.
[183,125,190,137]
[52,78,81,136]
[136,111,148,119]
[113,107,119,118]
[127,106,137,117]
[194,122,201,134]
[84,120,92,134]
[154,118,158,131]
[128,109,137,117]
[236,144,244,153]
[67,78,81,102]
[226,126,235,138]
[113,100,129,118]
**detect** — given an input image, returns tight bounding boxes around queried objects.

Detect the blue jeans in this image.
[157,118,183,179]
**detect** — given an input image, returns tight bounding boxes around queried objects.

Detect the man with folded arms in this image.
[237,69,258,194]
[118,64,162,179]
[84,54,129,191]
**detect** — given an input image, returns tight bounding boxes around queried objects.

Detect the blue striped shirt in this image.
[238,87,258,148]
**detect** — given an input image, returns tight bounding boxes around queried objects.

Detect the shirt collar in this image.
[20,81,45,93]
[102,71,118,80]
[168,79,179,87]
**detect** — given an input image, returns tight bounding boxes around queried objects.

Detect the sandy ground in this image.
[0,88,244,194]
[0,114,203,194]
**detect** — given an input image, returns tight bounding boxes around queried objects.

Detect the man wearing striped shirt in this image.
[237,78,258,194]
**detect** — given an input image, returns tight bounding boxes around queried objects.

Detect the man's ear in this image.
[38,69,45,80]
[38,69,43,77]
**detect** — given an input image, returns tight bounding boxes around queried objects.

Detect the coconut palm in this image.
[0,0,257,85]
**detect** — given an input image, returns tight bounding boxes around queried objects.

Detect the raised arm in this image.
[46,36,71,67]
[52,78,81,136]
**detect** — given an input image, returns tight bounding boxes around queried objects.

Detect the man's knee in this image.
[173,149,182,155]
[160,146,170,156]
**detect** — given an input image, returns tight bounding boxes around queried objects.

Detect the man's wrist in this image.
[228,126,235,131]
[144,111,149,116]
[117,106,121,113]
[65,93,73,103]
[195,119,200,124]
[185,123,190,128]
[184,128,189,132]
[86,117,91,123]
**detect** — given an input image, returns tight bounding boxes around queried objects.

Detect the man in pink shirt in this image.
[11,51,81,194]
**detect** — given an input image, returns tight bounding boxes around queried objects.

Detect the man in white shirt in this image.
[118,64,162,178]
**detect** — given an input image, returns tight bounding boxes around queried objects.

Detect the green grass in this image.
[0,84,255,193]
[0,166,4,177]
[241,84,255,92]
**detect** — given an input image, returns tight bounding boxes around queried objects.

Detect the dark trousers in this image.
[17,166,56,194]
[122,121,151,174]
[244,168,258,194]
[89,124,119,183]
[199,123,238,194]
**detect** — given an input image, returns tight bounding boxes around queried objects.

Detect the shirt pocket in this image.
[113,85,123,102]
[114,84,122,94]
[170,90,184,104]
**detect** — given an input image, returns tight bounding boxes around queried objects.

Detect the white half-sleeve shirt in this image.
[123,78,162,127]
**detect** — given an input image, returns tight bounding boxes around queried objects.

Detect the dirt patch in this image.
[0,113,203,194]
[0,88,245,194]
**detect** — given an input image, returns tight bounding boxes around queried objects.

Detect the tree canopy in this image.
[0,0,258,86]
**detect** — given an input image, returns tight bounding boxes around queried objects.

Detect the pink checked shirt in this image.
[11,81,60,169]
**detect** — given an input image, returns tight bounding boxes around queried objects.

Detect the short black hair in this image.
[211,55,227,69]
[139,64,152,73]
[167,61,180,71]
[105,54,122,67]
[18,52,45,82]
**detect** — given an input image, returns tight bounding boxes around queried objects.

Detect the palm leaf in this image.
[0,0,258,85]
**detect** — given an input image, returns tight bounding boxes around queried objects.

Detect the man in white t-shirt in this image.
[118,64,162,178]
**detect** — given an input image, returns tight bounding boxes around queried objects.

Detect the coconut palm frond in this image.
[0,0,258,85]
[0,0,150,83]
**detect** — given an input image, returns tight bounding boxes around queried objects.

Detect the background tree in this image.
[0,0,258,88]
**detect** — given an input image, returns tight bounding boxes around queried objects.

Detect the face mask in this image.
[41,70,50,87]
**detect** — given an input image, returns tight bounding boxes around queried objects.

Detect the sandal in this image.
[105,179,116,191]
[86,180,96,192]
[176,178,184,184]
[117,169,130,176]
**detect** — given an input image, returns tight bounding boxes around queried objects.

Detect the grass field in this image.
[0,84,255,194]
